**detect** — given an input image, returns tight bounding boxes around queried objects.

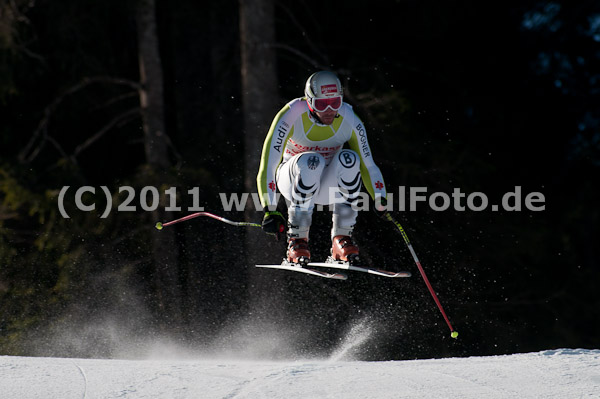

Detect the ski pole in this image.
[384,213,458,339]
[155,211,261,230]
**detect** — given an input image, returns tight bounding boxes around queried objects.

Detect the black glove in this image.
[262,210,286,240]
[373,197,391,220]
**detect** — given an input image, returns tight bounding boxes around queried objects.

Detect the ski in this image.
[256,261,348,280]
[307,257,412,278]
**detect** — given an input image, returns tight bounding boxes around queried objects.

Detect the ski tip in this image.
[371,269,411,278]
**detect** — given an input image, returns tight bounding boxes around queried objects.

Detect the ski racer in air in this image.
[257,71,388,266]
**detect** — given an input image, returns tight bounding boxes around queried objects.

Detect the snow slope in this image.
[1,349,598,399]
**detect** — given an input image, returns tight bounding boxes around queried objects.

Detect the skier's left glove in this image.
[262,210,286,241]
[373,197,391,220]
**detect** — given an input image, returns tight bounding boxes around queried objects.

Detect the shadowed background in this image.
[1,0,598,360]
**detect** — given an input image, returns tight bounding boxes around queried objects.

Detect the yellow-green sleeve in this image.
[347,116,387,201]
[257,105,294,208]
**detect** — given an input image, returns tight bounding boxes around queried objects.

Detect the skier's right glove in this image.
[373,197,392,220]
[261,210,286,241]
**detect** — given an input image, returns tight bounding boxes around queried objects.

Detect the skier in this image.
[257,71,388,266]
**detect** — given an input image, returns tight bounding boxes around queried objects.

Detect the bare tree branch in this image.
[16,43,45,63]
[92,91,138,112]
[20,125,47,164]
[72,107,140,159]
[46,134,68,159]
[269,42,327,70]
[18,76,141,164]
[275,2,329,67]
[161,131,183,170]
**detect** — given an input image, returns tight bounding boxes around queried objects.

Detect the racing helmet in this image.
[304,71,343,112]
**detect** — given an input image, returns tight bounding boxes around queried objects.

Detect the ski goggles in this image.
[307,96,343,112]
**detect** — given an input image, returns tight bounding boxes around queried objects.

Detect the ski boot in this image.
[331,235,360,265]
[287,238,310,266]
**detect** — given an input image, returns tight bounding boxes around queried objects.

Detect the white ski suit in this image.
[257,98,387,239]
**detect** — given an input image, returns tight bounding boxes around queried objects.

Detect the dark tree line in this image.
[0,0,598,360]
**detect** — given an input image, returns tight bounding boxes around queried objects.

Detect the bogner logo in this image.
[339,151,357,169]
[355,123,371,158]
[321,84,338,95]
